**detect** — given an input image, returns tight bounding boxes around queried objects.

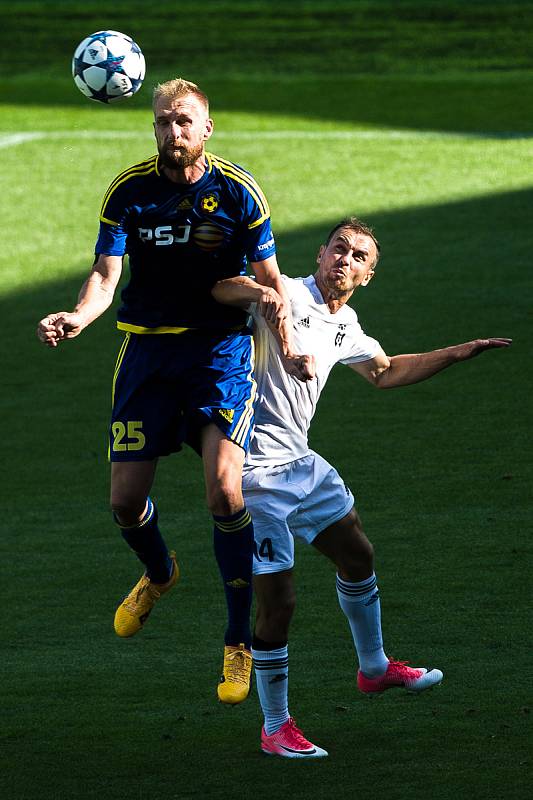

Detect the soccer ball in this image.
[72,30,145,104]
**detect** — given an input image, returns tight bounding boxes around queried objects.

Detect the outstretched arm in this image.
[211,271,315,381]
[37,254,123,348]
[350,338,512,388]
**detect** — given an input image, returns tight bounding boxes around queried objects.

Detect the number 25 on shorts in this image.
[112,420,146,452]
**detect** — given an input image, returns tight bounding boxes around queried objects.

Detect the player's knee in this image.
[359,536,374,567]
[110,495,147,527]
[338,535,374,575]
[206,480,243,516]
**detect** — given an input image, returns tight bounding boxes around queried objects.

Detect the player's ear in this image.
[316,245,325,264]
[361,268,375,287]
[204,118,214,140]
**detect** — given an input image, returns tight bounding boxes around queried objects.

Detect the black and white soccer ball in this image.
[72,30,145,103]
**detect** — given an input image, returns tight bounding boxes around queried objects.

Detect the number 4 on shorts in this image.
[254,537,274,562]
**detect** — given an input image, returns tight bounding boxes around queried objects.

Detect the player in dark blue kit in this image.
[37,78,312,705]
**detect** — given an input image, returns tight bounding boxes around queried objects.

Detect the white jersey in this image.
[245,275,381,468]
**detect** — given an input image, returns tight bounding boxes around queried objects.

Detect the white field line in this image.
[1,129,532,149]
[0,132,47,147]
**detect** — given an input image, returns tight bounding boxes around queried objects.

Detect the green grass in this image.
[5,0,533,79]
[1,2,532,799]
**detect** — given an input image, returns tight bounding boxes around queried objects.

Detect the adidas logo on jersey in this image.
[177,196,194,210]
[298,316,310,328]
[219,408,235,422]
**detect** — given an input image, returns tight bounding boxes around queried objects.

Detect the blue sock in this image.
[213,507,253,649]
[115,497,173,584]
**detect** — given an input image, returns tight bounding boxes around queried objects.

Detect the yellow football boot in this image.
[217,644,252,704]
[114,552,178,638]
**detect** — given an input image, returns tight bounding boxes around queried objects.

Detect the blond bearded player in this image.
[212,217,511,757]
[37,78,312,706]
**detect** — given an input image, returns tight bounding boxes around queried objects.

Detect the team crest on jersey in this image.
[177,196,194,210]
[193,221,225,251]
[200,193,219,213]
[335,325,347,347]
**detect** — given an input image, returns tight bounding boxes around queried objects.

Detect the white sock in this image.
[252,645,290,735]
[336,573,389,677]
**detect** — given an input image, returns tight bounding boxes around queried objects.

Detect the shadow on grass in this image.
[3,74,533,136]
[3,184,530,497]
[1,186,531,799]
[3,2,533,132]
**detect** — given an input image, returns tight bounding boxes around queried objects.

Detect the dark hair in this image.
[325,217,380,267]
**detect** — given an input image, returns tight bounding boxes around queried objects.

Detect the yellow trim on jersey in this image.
[210,154,270,227]
[116,322,247,335]
[100,155,159,222]
[209,152,269,204]
[247,215,269,231]
[231,336,257,447]
[111,332,131,408]
[117,322,192,335]
[100,215,120,227]
[101,154,158,207]
[207,153,270,230]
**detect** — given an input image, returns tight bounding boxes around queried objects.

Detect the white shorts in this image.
[242,451,354,575]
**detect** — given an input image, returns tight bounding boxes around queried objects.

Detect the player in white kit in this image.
[212,217,511,758]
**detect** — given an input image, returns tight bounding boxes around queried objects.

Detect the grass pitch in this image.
[1,2,531,799]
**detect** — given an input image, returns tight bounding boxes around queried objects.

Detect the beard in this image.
[158,140,204,169]
[323,274,356,298]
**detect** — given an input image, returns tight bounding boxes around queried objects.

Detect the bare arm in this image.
[37,254,123,348]
[211,274,284,322]
[249,255,294,351]
[211,269,315,381]
[349,339,512,388]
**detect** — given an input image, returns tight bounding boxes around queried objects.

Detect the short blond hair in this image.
[152,78,209,113]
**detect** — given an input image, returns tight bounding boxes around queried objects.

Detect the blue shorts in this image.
[109,329,256,461]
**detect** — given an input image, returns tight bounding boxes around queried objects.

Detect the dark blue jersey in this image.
[95,152,276,333]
